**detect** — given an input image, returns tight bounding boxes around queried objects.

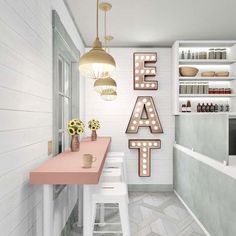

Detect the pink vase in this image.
[91,130,97,141]
[71,135,80,152]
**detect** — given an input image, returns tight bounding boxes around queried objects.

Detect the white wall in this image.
[0,0,84,235]
[85,48,174,185]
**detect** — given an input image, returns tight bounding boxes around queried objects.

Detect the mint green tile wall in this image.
[175,114,228,163]
[174,147,236,236]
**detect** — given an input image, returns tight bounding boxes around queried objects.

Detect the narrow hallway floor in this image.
[71,192,206,236]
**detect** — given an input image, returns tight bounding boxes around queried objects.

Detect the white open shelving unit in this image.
[172,40,236,114]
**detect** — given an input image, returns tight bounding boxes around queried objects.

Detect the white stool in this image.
[106,152,125,158]
[105,152,127,182]
[92,183,130,236]
[99,166,123,226]
[101,168,122,182]
[104,158,125,182]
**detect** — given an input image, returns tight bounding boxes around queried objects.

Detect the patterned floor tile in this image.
[69,191,206,236]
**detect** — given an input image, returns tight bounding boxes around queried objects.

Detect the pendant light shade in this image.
[100,89,117,101]
[79,39,116,79]
[94,77,117,93]
[78,0,116,79]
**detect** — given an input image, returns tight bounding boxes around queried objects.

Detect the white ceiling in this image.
[65,0,236,47]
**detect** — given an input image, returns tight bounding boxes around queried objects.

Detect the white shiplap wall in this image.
[85,48,174,185]
[0,0,84,235]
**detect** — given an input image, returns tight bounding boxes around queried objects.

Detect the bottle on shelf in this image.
[197,103,201,112]
[187,50,191,59]
[219,104,224,112]
[210,103,214,112]
[181,104,187,112]
[201,103,206,112]
[186,100,191,112]
[225,103,230,112]
[181,51,185,59]
[205,103,210,112]
[214,104,218,112]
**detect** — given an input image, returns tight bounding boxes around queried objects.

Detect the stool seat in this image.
[106,152,125,158]
[93,182,127,199]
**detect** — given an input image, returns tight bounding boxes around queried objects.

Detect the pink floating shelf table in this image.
[30,137,111,185]
[29,136,111,236]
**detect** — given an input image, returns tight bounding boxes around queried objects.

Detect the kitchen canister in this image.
[198,83,204,94]
[186,83,192,94]
[192,83,198,94]
[203,83,209,94]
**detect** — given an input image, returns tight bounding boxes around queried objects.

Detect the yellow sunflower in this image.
[91,126,96,131]
[68,120,76,127]
[77,127,84,134]
[68,127,75,135]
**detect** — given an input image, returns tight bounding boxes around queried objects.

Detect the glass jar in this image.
[215,49,221,59]
[222,48,227,59]
[208,48,215,59]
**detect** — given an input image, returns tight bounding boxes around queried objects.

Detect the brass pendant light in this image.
[78,0,116,79]
[94,76,117,93]
[101,89,117,101]
[94,2,117,101]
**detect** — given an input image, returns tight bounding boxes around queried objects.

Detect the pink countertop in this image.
[29,137,111,185]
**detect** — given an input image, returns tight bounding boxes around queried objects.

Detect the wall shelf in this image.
[179,94,236,98]
[179,59,236,65]
[179,77,236,81]
[172,40,236,114]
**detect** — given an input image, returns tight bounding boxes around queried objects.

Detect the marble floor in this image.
[71,192,206,236]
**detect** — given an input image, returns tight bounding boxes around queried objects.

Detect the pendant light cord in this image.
[96,0,99,39]
[104,10,107,51]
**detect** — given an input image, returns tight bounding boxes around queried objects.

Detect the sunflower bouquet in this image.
[88,119,100,141]
[88,119,100,131]
[67,119,84,136]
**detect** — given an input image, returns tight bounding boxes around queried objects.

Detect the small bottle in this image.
[184,51,188,59]
[187,50,191,59]
[181,51,185,59]
[201,103,206,112]
[214,104,218,112]
[197,103,201,112]
[195,52,199,59]
[187,100,191,112]
[210,103,214,112]
[206,103,210,112]
[182,104,187,112]
[219,104,224,112]
[225,104,230,112]
[191,52,195,59]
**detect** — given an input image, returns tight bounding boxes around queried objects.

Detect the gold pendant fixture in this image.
[101,89,117,101]
[78,0,116,79]
[93,2,117,101]
[94,76,117,93]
